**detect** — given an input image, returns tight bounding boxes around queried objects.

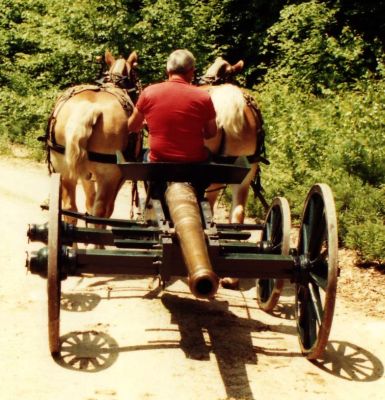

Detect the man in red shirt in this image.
[127,49,217,162]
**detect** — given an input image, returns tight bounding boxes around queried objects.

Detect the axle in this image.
[26,243,297,281]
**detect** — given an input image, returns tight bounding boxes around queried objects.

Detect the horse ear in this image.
[105,50,115,66]
[217,63,229,78]
[226,60,244,75]
[127,51,138,66]
[232,60,244,73]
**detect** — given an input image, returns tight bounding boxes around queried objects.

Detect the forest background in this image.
[0,0,384,265]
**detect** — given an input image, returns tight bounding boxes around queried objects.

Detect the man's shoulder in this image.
[182,84,211,99]
[142,81,167,94]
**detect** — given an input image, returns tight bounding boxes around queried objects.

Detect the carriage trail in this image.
[0,155,384,400]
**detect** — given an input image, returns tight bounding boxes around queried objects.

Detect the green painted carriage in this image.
[27,159,338,360]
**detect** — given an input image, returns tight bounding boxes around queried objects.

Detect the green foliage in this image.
[0,87,55,158]
[261,1,384,93]
[249,79,385,263]
[130,0,221,83]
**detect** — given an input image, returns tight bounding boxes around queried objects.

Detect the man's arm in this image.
[127,107,145,132]
[203,118,217,139]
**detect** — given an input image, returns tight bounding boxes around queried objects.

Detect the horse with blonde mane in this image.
[199,57,268,224]
[199,57,268,289]
[45,51,141,221]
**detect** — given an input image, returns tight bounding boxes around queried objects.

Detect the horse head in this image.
[199,57,244,85]
[105,50,139,92]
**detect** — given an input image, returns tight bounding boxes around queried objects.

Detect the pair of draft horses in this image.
[47,52,266,267]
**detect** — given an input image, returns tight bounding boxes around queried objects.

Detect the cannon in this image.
[26,160,339,360]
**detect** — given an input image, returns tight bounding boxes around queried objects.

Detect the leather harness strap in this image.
[45,138,137,164]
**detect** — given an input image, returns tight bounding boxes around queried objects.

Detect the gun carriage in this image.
[26,158,338,360]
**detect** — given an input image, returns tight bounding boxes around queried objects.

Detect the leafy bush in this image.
[249,79,385,264]
[261,1,384,93]
[130,0,220,83]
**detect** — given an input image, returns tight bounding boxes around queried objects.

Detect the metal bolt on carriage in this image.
[26,157,339,360]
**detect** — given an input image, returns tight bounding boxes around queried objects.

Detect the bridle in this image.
[197,73,235,86]
[197,59,237,86]
[103,60,142,99]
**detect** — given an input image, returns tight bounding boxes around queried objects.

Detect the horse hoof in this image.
[221,277,239,290]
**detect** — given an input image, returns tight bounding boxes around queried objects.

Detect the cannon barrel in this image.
[165,183,218,298]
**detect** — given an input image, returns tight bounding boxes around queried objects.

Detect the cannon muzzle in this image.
[165,183,218,298]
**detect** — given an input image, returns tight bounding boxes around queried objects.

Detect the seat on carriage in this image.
[116,150,251,201]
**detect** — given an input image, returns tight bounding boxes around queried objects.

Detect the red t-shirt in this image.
[136,76,216,162]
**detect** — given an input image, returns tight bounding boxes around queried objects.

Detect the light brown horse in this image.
[47,51,141,221]
[199,57,267,224]
[199,57,267,289]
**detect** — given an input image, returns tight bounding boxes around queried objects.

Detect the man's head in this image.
[166,49,195,80]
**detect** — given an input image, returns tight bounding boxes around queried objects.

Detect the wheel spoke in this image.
[308,196,326,258]
[308,282,323,325]
[309,270,328,290]
[299,286,318,349]
[309,255,329,289]
[297,286,314,349]
[301,222,310,254]
[271,243,282,252]
[305,296,318,347]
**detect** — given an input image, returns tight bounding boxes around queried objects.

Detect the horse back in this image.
[202,84,260,157]
[54,90,130,154]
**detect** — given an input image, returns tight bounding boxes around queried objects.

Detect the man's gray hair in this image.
[166,49,196,74]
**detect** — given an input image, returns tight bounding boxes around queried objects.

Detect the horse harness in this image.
[39,83,140,173]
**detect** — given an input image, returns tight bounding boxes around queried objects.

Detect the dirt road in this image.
[0,156,384,400]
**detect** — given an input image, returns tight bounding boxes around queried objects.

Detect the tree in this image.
[260,1,382,93]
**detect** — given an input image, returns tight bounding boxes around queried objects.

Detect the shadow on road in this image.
[312,340,384,382]
[53,291,384,398]
[61,292,101,312]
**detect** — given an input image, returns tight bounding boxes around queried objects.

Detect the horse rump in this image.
[64,102,102,180]
[209,84,245,138]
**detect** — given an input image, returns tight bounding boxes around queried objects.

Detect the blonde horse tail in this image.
[210,84,245,137]
[65,103,102,180]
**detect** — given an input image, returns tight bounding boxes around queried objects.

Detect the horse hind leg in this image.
[230,185,248,224]
[92,182,119,220]
[92,170,124,220]
[61,177,78,225]
[230,163,258,223]
[81,178,96,214]
[205,184,222,212]
[222,163,259,290]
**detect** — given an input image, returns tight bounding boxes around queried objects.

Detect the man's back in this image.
[136,76,216,162]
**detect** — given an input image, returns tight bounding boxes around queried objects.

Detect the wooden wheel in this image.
[47,173,62,355]
[256,197,291,311]
[295,183,338,360]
